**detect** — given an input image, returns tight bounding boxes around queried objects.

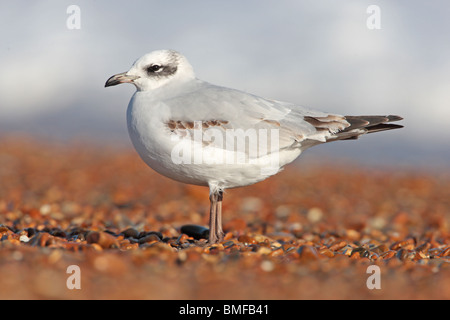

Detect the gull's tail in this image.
[300,114,403,149]
[332,115,404,141]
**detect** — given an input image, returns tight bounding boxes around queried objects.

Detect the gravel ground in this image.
[0,136,449,299]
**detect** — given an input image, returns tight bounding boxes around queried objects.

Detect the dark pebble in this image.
[86,231,118,249]
[139,233,161,244]
[137,231,163,239]
[50,228,67,238]
[223,240,236,248]
[180,225,209,240]
[25,228,37,237]
[86,231,100,244]
[38,226,51,233]
[67,227,88,241]
[120,228,140,239]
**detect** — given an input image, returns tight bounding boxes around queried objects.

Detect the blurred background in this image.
[0,0,449,168]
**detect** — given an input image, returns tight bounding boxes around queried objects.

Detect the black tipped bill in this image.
[105,72,139,87]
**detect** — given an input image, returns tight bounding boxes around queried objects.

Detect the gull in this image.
[105,49,403,244]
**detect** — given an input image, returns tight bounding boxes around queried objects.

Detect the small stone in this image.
[319,247,334,258]
[270,247,284,257]
[391,238,415,250]
[381,250,396,259]
[142,231,163,239]
[257,247,272,255]
[25,228,37,237]
[368,252,380,260]
[340,245,354,256]
[351,247,370,258]
[441,247,450,257]
[297,245,319,260]
[50,228,67,238]
[271,241,283,249]
[415,242,431,252]
[19,235,30,243]
[254,235,272,243]
[29,232,53,247]
[223,240,236,248]
[414,251,428,261]
[67,227,88,241]
[204,244,224,254]
[329,241,347,252]
[223,232,233,241]
[177,233,192,243]
[428,248,443,258]
[86,231,118,249]
[119,239,139,250]
[350,251,361,259]
[180,225,209,240]
[237,235,257,244]
[396,248,415,261]
[120,228,140,239]
[371,244,389,254]
[139,233,161,244]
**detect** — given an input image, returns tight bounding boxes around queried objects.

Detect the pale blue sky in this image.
[0,1,449,166]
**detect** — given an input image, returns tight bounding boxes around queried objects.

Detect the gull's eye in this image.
[146,64,162,73]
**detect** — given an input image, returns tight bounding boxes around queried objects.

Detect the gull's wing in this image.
[160,81,347,153]
[160,80,402,156]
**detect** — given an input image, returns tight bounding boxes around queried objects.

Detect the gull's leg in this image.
[208,192,218,244]
[208,188,224,244]
[215,190,224,242]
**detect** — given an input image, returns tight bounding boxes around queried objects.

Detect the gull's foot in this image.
[208,230,224,244]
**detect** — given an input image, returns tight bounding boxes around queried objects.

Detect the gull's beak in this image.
[105,72,140,87]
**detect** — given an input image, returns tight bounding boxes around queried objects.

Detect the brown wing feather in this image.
[336,115,403,140]
[303,114,403,142]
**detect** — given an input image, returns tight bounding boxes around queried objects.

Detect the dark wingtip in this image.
[366,123,404,133]
[387,115,403,122]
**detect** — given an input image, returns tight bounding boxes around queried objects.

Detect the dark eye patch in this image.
[146,64,162,73]
[145,63,178,77]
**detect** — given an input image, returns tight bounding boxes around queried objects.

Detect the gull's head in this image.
[105,49,195,91]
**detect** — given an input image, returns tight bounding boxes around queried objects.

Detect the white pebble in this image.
[19,234,30,243]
